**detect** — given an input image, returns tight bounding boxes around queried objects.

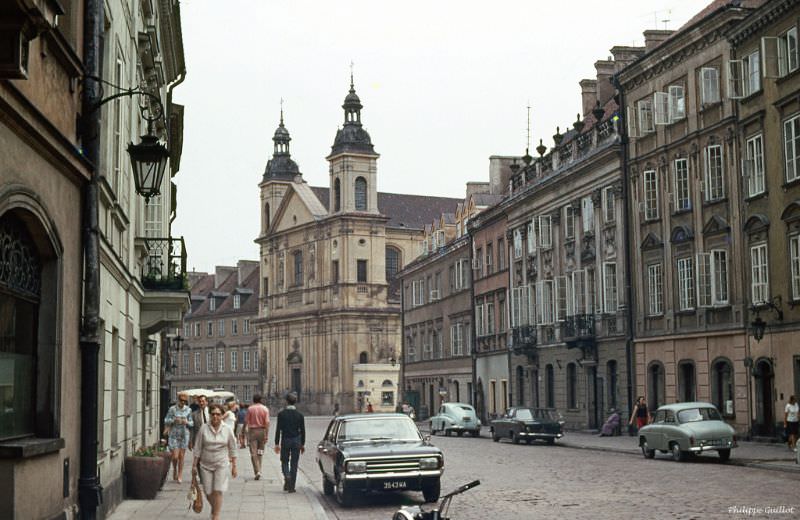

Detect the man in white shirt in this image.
[784,395,799,452]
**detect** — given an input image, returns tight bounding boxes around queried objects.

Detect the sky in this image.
[172,0,707,273]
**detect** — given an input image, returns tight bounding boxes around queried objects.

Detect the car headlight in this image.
[346,460,367,474]
[419,457,440,470]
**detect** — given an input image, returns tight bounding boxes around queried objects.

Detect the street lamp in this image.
[390,355,396,367]
[750,316,767,342]
[749,296,783,343]
[128,134,169,200]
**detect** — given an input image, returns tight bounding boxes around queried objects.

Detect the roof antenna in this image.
[522,103,533,165]
[661,9,671,30]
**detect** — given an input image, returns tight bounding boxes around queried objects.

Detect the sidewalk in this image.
[107,445,328,520]
[558,430,800,473]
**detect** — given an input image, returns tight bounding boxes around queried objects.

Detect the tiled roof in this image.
[471,193,504,207]
[187,264,260,318]
[309,186,460,230]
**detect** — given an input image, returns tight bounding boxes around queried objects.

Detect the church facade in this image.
[254,81,459,414]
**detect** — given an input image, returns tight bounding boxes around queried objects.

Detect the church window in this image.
[264,203,270,231]
[293,251,303,286]
[359,351,368,364]
[355,177,367,211]
[334,178,341,212]
[357,259,368,283]
[385,247,400,283]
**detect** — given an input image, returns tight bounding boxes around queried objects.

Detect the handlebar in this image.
[441,479,480,500]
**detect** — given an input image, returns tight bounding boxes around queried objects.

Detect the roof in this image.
[187,264,260,318]
[470,193,504,208]
[309,186,461,230]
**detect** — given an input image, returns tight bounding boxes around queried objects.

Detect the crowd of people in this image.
[163,391,305,520]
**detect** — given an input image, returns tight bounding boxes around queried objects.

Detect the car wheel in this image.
[422,479,441,503]
[641,439,655,459]
[511,432,520,444]
[335,474,353,507]
[525,439,532,445]
[718,449,731,462]
[457,430,464,437]
[670,442,686,462]
[491,429,499,442]
[546,437,555,445]
[322,476,334,495]
[444,429,451,437]
[429,421,436,435]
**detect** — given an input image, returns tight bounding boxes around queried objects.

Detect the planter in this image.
[158,450,171,489]
[125,455,164,499]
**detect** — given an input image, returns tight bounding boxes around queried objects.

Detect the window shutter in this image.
[727,60,745,99]
[701,67,720,104]
[626,105,639,138]
[654,92,670,125]
[527,284,535,326]
[696,253,711,307]
[668,85,685,121]
[556,276,567,322]
[761,36,781,78]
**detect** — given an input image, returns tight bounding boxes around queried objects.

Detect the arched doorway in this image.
[516,366,524,406]
[753,358,775,435]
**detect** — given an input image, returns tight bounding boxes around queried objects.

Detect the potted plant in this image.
[125,445,165,499]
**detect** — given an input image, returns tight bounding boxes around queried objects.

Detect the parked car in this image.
[316,413,444,507]
[638,402,737,462]
[429,403,481,437]
[490,407,563,444]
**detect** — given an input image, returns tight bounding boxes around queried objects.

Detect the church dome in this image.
[330,79,375,156]
[263,112,301,181]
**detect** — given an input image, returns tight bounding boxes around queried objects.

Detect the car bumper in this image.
[446,425,479,430]
[688,441,736,453]
[518,432,563,439]
[342,470,443,491]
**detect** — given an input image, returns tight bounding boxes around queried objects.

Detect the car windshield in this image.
[677,407,722,423]
[337,417,421,442]
[514,409,534,420]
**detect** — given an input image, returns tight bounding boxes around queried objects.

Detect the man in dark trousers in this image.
[273,392,305,492]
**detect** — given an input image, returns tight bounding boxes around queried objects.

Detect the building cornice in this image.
[728,0,796,47]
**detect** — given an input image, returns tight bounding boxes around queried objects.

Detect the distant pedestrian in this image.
[164,392,193,482]
[236,404,248,448]
[333,402,340,417]
[192,403,237,520]
[222,399,237,432]
[785,395,799,451]
[366,400,374,413]
[245,394,270,480]
[599,409,620,437]
[274,392,306,492]
[629,396,650,431]
[189,395,209,450]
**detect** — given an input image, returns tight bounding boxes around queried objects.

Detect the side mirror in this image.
[423,435,431,444]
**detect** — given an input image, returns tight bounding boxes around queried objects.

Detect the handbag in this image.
[189,472,203,513]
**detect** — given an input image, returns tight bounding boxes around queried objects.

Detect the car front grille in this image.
[364,456,423,474]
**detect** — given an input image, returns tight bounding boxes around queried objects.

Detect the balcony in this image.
[511,325,537,363]
[139,237,189,334]
[561,314,596,350]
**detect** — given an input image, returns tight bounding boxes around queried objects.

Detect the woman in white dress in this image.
[192,403,237,520]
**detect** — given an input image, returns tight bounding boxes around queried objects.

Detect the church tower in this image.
[326,76,379,214]
[259,109,300,236]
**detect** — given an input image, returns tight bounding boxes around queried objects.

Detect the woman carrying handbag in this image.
[191,403,238,520]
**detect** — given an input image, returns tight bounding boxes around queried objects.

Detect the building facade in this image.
[255,83,459,414]
[503,53,634,430]
[729,0,800,436]
[172,262,262,402]
[618,4,760,435]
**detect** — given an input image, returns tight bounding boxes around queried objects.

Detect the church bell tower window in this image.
[355,177,367,211]
[334,178,341,212]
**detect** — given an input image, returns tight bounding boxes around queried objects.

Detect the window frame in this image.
[750,243,769,305]
[647,263,664,316]
[704,145,725,202]
[784,114,800,183]
[677,257,695,311]
[643,169,659,220]
[700,66,721,104]
[674,158,691,212]
[745,133,765,197]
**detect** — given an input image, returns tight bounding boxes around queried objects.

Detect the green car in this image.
[638,402,737,462]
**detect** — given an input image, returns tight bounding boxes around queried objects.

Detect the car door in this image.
[648,410,666,450]
[317,419,338,478]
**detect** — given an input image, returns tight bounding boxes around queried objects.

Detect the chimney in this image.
[488,156,520,196]
[610,45,646,73]
[643,30,674,51]
[214,265,236,288]
[465,181,490,199]
[580,79,597,117]
[595,59,616,106]
[237,260,259,285]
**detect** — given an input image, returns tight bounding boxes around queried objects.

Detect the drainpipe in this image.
[612,73,635,423]
[468,232,478,414]
[79,0,103,517]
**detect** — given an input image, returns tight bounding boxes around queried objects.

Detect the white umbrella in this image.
[183,388,213,397]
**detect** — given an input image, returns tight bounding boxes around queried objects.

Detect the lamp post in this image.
[750,297,783,343]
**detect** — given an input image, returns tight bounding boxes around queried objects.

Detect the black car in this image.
[316,413,444,507]
[490,407,564,445]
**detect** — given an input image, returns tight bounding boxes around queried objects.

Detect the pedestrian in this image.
[222,399,237,432]
[333,402,340,417]
[366,399,374,413]
[599,408,620,437]
[628,396,650,432]
[274,392,305,492]
[236,403,248,448]
[245,394,270,480]
[189,394,209,450]
[784,395,799,451]
[164,391,193,482]
[191,403,237,520]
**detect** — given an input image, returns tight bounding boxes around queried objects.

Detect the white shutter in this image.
[572,270,585,315]
[535,282,544,325]
[539,215,551,249]
[556,276,567,322]
[727,60,745,99]
[654,92,670,125]
[582,196,594,234]
[527,220,536,254]
[527,284,535,326]
[626,105,639,138]
[701,67,720,104]
[513,228,523,258]
[696,253,711,307]
[668,85,685,121]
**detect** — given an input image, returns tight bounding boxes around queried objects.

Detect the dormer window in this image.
[233,294,241,310]
[209,297,216,311]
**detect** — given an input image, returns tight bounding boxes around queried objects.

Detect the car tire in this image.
[546,437,555,445]
[422,479,441,503]
[470,429,480,437]
[641,439,656,459]
[492,429,499,442]
[444,429,451,437]
[525,439,532,445]
[335,475,353,507]
[511,432,520,444]
[670,442,686,462]
[718,449,731,462]
[322,476,334,496]
[457,430,464,437]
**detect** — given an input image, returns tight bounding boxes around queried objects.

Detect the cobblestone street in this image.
[297,417,800,520]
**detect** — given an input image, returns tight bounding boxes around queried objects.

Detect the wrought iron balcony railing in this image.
[141,236,187,291]
[562,313,596,344]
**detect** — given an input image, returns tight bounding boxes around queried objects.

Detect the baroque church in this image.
[255,79,460,414]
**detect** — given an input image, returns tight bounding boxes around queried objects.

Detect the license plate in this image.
[383,481,408,490]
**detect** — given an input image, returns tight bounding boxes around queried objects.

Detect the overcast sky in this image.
[172,0,705,273]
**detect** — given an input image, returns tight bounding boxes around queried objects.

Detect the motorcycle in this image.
[392,480,480,520]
